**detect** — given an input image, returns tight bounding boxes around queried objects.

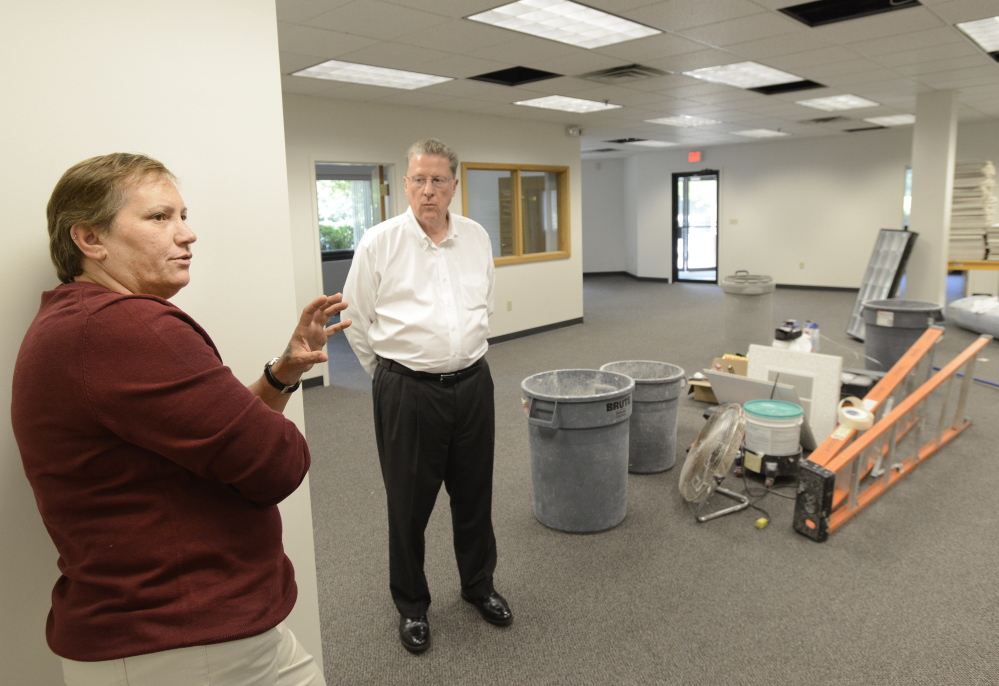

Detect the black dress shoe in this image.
[399,615,430,653]
[461,590,513,626]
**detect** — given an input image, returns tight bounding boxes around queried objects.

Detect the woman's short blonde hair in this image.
[47,153,174,284]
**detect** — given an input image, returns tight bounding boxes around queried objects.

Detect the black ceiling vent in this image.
[750,79,825,95]
[580,64,670,84]
[845,125,888,132]
[582,148,620,154]
[607,138,647,144]
[469,66,561,86]
[779,0,921,28]
[801,115,851,124]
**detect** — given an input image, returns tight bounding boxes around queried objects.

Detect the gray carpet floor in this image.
[304,274,999,685]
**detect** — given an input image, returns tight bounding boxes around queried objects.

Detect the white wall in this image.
[581,158,627,273]
[613,120,999,288]
[0,2,323,681]
[283,94,584,384]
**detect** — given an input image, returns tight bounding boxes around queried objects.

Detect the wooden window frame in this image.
[460,162,571,266]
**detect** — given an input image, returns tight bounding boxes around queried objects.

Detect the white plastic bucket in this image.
[743,399,803,457]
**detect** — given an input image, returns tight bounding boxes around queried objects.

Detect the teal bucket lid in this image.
[744,399,803,419]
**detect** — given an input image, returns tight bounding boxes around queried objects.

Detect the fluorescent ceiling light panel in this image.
[292,60,452,90]
[515,95,621,113]
[863,114,916,127]
[956,16,999,53]
[684,61,804,89]
[796,94,880,111]
[733,129,790,138]
[627,140,676,147]
[467,0,661,49]
[645,115,720,127]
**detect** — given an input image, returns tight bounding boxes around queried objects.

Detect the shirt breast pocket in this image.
[459,274,488,312]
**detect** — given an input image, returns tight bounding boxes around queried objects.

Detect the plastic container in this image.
[721,271,775,355]
[743,399,803,457]
[861,299,944,371]
[521,369,634,533]
[599,361,686,474]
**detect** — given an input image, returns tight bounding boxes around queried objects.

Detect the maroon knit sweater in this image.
[11,282,308,661]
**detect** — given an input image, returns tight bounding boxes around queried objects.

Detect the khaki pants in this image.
[60,623,325,686]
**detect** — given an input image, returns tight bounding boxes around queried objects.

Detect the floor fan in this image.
[678,403,749,522]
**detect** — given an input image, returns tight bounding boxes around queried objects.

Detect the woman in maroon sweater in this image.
[11,153,349,686]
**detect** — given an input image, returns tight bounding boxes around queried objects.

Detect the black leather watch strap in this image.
[264,357,301,394]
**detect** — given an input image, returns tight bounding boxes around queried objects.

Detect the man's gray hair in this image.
[406,139,459,178]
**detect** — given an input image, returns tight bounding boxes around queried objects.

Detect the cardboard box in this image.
[688,378,718,404]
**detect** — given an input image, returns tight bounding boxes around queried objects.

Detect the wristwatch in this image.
[264,357,301,394]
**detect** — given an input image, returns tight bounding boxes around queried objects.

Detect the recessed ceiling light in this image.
[627,140,676,148]
[467,0,661,49]
[645,115,720,127]
[292,60,452,90]
[863,114,916,127]
[956,16,999,54]
[514,95,621,113]
[683,61,805,89]
[733,129,790,138]
[796,94,880,111]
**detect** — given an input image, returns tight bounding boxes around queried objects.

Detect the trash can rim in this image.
[521,368,635,403]
[599,360,686,384]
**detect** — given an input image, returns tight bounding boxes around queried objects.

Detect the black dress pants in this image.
[372,358,498,618]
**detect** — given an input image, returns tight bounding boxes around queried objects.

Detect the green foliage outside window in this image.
[319,223,354,251]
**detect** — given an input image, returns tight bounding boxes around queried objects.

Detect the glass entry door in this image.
[672,170,718,283]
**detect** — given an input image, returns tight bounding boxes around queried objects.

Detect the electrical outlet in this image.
[506,300,513,311]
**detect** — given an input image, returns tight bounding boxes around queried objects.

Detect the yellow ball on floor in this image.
[755,517,769,530]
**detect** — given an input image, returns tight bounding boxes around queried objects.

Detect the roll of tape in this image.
[838,397,874,430]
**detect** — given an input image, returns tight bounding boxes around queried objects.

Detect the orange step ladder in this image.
[794,327,992,541]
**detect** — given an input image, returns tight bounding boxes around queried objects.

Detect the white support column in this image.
[906,90,958,305]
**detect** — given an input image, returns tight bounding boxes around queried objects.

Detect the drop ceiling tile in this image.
[627,0,766,32]
[521,50,625,78]
[472,36,585,64]
[280,51,327,75]
[379,0,502,17]
[875,42,985,68]
[425,98,497,113]
[335,42,454,72]
[802,57,890,79]
[418,54,514,79]
[373,91,459,108]
[304,0,450,39]
[583,0,666,12]
[679,12,802,48]
[310,83,397,101]
[813,6,947,43]
[643,49,743,74]
[519,77,614,96]
[281,74,343,95]
[927,0,999,24]
[592,33,706,62]
[618,74,698,92]
[277,23,380,59]
[766,46,871,72]
[395,19,512,54]
[890,55,993,77]
[277,0,353,23]
[726,30,838,60]
[660,81,743,98]
[847,27,962,57]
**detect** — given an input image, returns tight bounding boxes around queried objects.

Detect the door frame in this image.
[671,169,719,284]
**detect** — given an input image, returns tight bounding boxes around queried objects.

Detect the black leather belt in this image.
[377,357,482,386]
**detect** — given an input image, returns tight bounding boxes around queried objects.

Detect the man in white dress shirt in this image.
[342,139,512,654]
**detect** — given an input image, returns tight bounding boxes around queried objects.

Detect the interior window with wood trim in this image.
[461,163,570,265]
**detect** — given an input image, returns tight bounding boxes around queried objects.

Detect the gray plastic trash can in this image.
[521,369,634,533]
[721,271,775,355]
[599,361,686,474]
[861,299,943,371]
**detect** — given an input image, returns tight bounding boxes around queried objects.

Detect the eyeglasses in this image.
[406,176,453,190]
